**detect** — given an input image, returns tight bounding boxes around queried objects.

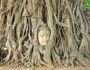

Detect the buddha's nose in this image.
[43,35,47,40]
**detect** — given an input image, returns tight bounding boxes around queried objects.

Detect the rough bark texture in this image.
[0,0,90,67]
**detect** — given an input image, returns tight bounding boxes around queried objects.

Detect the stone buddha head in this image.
[38,24,51,46]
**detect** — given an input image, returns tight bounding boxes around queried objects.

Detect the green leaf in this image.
[83,0,90,9]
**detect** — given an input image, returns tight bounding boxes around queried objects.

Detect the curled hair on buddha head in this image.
[38,24,51,35]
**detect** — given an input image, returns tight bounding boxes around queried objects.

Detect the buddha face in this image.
[38,28,50,46]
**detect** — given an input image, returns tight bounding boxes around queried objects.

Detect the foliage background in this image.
[83,0,90,9]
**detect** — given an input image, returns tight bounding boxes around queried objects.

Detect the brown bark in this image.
[0,0,90,67]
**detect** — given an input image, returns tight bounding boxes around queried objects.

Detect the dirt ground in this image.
[0,66,90,70]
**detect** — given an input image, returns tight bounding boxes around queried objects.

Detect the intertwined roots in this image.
[0,0,90,67]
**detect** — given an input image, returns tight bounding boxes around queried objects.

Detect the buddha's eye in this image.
[45,34,49,36]
[39,35,44,37]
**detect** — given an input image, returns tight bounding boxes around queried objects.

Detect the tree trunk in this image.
[0,0,90,67]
